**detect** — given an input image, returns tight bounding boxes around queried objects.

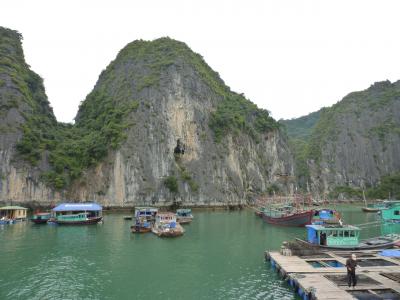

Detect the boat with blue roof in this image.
[130,207,157,233]
[311,209,341,225]
[51,203,103,225]
[296,224,400,250]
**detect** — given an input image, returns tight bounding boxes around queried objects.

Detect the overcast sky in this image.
[2,0,400,123]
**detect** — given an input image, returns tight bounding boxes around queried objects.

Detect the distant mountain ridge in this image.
[280,109,322,141]
[282,80,400,199]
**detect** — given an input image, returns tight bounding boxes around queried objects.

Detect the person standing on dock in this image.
[346,254,357,288]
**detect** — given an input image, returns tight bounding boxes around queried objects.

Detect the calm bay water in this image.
[0,205,388,299]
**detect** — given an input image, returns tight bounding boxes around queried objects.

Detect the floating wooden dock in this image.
[265,249,400,300]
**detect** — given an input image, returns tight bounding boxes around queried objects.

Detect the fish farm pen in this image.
[265,247,400,300]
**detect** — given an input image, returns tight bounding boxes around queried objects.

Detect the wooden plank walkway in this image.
[265,249,400,300]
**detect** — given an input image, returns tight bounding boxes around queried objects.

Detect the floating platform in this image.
[265,248,400,300]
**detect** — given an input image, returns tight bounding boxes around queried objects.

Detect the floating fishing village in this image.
[1,197,400,299]
[2,3,400,299]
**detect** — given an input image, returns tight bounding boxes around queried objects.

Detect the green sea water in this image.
[0,205,394,300]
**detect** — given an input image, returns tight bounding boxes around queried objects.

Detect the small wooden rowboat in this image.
[362,206,381,213]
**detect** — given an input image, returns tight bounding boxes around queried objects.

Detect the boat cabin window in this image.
[395,210,400,215]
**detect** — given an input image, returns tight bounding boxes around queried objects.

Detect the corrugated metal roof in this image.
[52,203,102,212]
[0,206,28,210]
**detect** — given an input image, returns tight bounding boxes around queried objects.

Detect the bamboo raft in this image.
[265,247,400,300]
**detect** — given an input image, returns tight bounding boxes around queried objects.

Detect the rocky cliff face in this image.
[0,30,294,207]
[283,81,400,198]
[0,27,59,205]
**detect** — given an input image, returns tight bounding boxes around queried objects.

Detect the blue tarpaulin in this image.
[379,250,400,257]
[52,203,102,212]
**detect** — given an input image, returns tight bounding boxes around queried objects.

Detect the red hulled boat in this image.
[261,209,314,227]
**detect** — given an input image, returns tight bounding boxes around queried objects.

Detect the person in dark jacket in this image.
[346,254,357,288]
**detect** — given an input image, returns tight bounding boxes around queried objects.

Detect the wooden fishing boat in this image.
[31,212,52,224]
[130,221,152,233]
[0,206,28,224]
[52,203,103,225]
[361,193,387,212]
[362,206,381,212]
[152,213,184,237]
[311,209,341,225]
[261,204,313,227]
[176,208,193,224]
[130,207,158,233]
[296,224,400,250]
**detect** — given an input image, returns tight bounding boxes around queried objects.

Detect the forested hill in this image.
[282,80,400,199]
[280,109,322,141]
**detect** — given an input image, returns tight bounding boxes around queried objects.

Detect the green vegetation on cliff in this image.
[328,172,400,200]
[0,27,55,123]
[3,34,280,190]
[111,37,280,142]
[17,92,138,189]
[285,80,400,192]
[0,27,138,189]
[280,109,321,141]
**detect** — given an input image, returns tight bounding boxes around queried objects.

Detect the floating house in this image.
[381,201,400,222]
[52,203,103,225]
[0,206,28,224]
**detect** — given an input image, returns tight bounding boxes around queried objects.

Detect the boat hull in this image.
[362,207,380,212]
[152,224,184,237]
[176,217,193,224]
[31,218,50,224]
[54,216,103,225]
[296,237,400,251]
[130,225,151,233]
[261,210,313,227]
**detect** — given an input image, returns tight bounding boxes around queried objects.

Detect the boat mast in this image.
[363,190,367,207]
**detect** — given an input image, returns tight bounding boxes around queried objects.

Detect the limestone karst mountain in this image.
[282,81,400,199]
[0,27,293,207]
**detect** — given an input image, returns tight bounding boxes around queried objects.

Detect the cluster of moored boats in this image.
[0,203,193,238]
[129,207,193,237]
[255,199,400,250]
[0,203,104,225]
